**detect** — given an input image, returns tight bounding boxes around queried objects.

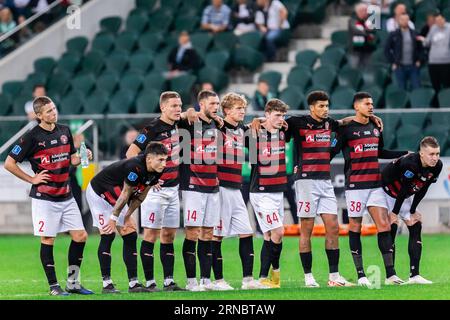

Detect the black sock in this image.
[122,232,138,281]
[239,236,254,278]
[378,231,396,278]
[40,243,57,286]
[211,241,223,280]
[349,231,366,279]
[198,239,212,279]
[325,249,339,274]
[270,240,282,270]
[299,251,312,274]
[259,240,271,278]
[407,222,422,277]
[98,233,115,280]
[160,243,175,282]
[140,240,154,282]
[390,223,398,265]
[67,240,85,284]
[182,239,197,278]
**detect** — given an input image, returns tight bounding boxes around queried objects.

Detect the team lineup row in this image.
[4,90,442,296]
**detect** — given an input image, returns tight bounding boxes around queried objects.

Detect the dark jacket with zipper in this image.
[384,28,424,65]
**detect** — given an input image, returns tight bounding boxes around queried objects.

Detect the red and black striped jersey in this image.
[285,115,339,180]
[218,121,247,189]
[178,118,220,193]
[382,153,442,214]
[332,120,407,190]
[250,128,290,193]
[132,118,180,188]
[9,124,77,202]
[90,155,162,207]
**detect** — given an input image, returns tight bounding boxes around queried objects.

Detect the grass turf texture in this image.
[1,234,450,300]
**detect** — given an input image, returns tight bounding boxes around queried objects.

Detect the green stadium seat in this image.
[385,89,409,109]
[148,9,173,32]
[287,65,312,91]
[152,48,172,72]
[11,96,31,116]
[377,113,400,133]
[70,73,96,96]
[369,49,390,68]
[100,16,122,35]
[59,90,84,114]
[55,53,81,75]
[91,33,115,55]
[96,71,119,94]
[213,32,238,51]
[136,89,160,113]
[295,50,319,69]
[410,88,435,108]
[198,67,229,92]
[135,0,157,12]
[331,30,349,49]
[238,31,263,50]
[114,31,138,53]
[108,89,136,114]
[190,32,213,56]
[233,46,264,72]
[429,112,450,127]
[362,66,390,88]
[128,51,154,74]
[0,94,12,116]
[174,15,200,33]
[47,72,71,96]
[21,73,47,95]
[170,74,197,105]
[259,71,283,93]
[120,71,144,94]
[401,113,427,128]
[204,50,230,70]
[137,32,164,53]
[442,7,450,21]
[420,67,432,87]
[396,124,422,150]
[319,47,346,69]
[312,66,337,92]
[337,68,362,90]
[66,36,88,55]
[2,81,23,98]
[331,86,356,109]
[160,0,182,9]
[34,57,56,75]
[126,14,148,34]
[79,51,105,75]
[83,90,109,114]
[298,0,328,24]
[423,126,449,143]
[105,51,129,75]
[376,29,389,47]
[438,88,450,107]
[143,72,167,92]
[279,87,304,110]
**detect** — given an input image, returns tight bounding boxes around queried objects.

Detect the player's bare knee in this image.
[185,227,200,241]
[161,228,176,243]
[143,228,159,243]
[200,227,213,241]
[71,230,87,242]
[212,235,223,242]
[271,228,283,243]
[41,237,55,245]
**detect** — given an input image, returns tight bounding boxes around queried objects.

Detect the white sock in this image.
[242,276,253,283]
[305,273,314,280]
[329,272,340,281]
[103,279,112,288]
[164,278,175,286]
[129,279,138,288]
[187,278,197,286]
[200,278,211,285]
[146,280,156,287]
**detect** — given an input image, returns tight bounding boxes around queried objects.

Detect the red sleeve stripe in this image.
[259,176,288,186]
[302,164,331,172]
[218,172,242,183]
[190,164,217,173]
[348,137,379,147]
[301,141,330,148]
[394,180,402,190]
[258,164,286,174]
[37,185,70,196]
[34,145,71,158]
[351,162,380,170]
[113,186,122,198]
[387,185,398,197]
[189,177,218,187]
[48,173,70,183]
[103,191,117,206]
[302,152,330,160]
[350,151,378,159]
[161,171,178,180]
[349,174,381,183]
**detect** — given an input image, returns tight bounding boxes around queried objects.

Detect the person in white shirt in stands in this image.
[231,0,257,36]
[386,2,415,32]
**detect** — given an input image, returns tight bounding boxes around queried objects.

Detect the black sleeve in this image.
[378,132,408,159]
[391,186,409,214]
[384,32,395,64]
[123,162,140,187]
[410,185,430,214]
[284,116,298,142]
[132,127,155,152]
[330,127,344,160]
[8,132,34,163]
[329,117,340,132]
[67,129,77,155]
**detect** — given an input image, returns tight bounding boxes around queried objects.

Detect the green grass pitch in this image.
[1,234,450,300]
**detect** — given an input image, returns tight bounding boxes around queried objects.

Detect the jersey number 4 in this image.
[266,212,280,225]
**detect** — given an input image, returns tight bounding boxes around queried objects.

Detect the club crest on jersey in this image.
[354,144,363,153]
[11,145,21,155]
[325,122,329,130]
[128,172,138,182]
[428,173,434,179]
[136,134,146,144]
[373,129,380,137]
[279,131,285,140]
[60,135,68,144]
[404,170,414,178]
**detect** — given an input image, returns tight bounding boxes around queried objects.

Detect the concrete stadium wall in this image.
[0,0,136,89]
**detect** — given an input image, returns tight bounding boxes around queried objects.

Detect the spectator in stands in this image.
[384,14,423,91]
[231,0,256,36]
[24,84,45,121]
[252,79,275,111]
[166,31,200,79]
[201,0,231,34]
[348,2,377,69]
[386,2,415,32]
[421,12,436,38]
[120,128,138,160]
[419,13,450,93]
[255,0,289,62]
[0,6,17,52]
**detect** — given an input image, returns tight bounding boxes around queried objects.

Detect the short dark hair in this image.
[160,91,181,106]
[265,98,289,113]
[353,92,372,105]
[33,96,53,114]
[144,142,168,157]
[307,90,329,106]
[197,90,218,102]
[420,136,440,149]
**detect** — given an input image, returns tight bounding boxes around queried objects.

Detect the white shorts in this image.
[213,187,253,237]
[250,192,284,233]
[31,197,85,237]
[141,185,180,229]
[294,179,337,218]
[86,183,128,229]
[182,190,220,227]
[385,193,413,221]
[345,187,388,218]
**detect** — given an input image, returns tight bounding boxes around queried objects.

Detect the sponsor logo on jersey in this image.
[353,131,361,137]
[60,135,68,144]
[161,132,169,138]
[331,139,337,147]
[306,135,315,143]
[41,155,50,164]
[363,131,371,136]
[354,144,363,153]
[404,170,414,178]
[11,145,21,155]
[128,172,138,182]
[50,139,57,145]
[262,148,271,156]
[307,124,313,129]
[136,134,147,144]
[38,141,46,147]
